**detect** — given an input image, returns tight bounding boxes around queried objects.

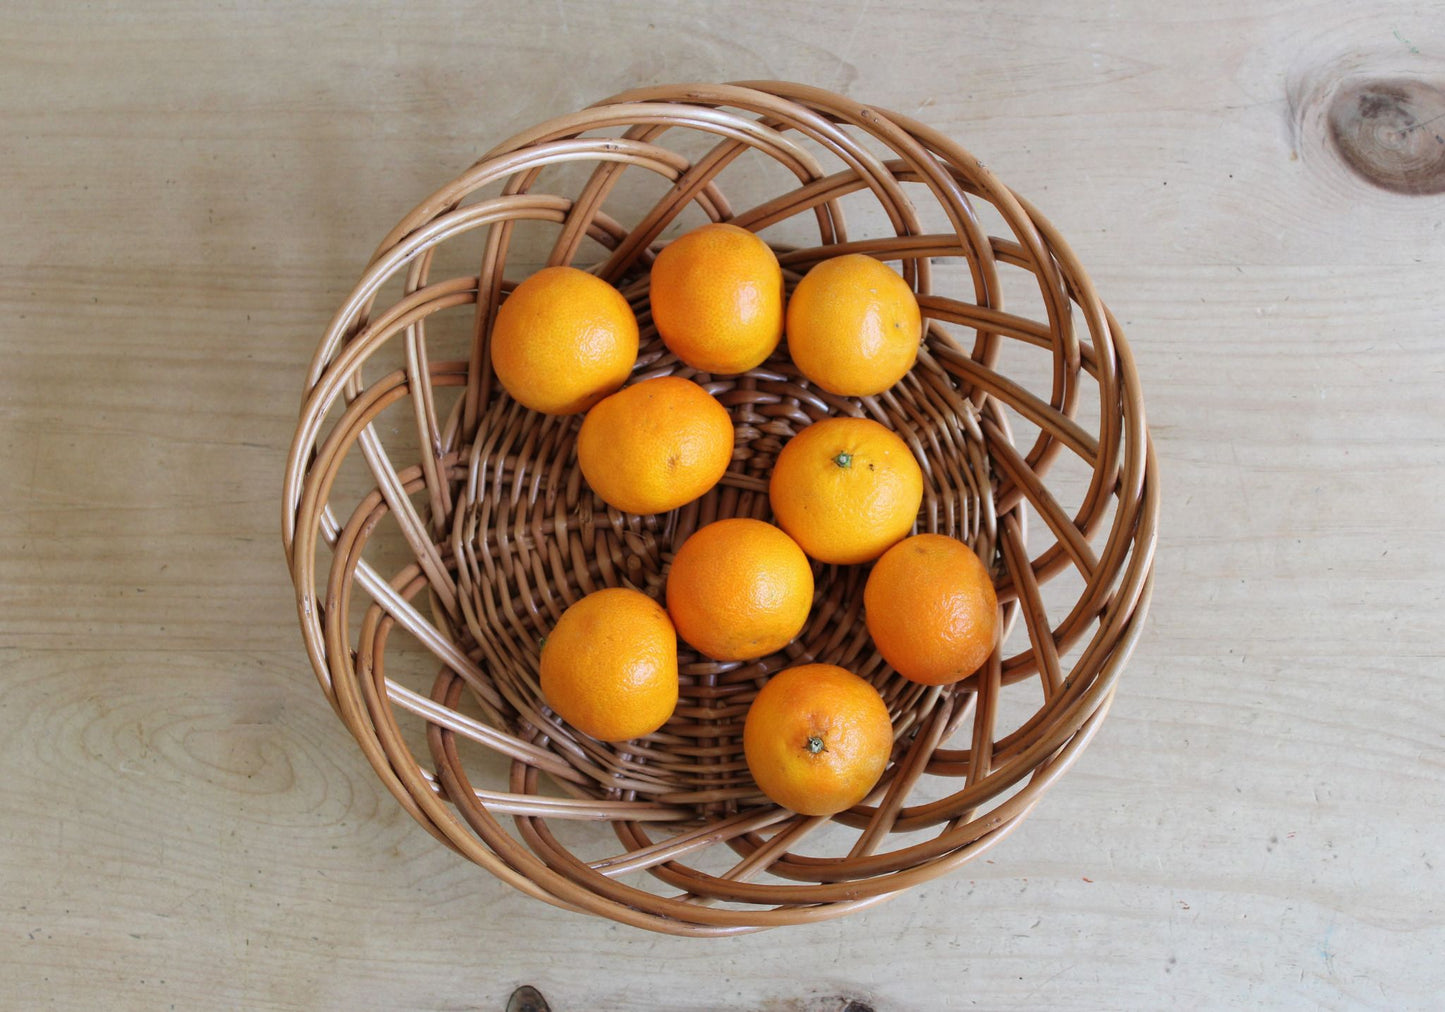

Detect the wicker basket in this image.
[281,81,1158,936]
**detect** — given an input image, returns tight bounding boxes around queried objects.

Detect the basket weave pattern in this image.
[282,82,1158,935]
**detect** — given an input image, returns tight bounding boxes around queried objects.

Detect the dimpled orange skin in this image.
[665,518,815,662]
[649,223,785,374]
[742,664,894,817]
[577,376,735,515]
[768,417,924,565]
[539,587,679,742]
[785,254,922,397]
[864,533,999,686]
[489,266,639,415]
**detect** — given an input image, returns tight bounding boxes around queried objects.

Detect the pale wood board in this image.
[2,1,1443,1008]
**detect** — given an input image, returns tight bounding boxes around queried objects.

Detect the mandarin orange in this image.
[577,376,734,515]
[539,587,679,741]
[864,533,998,685]
[768,417,923,565]
[665,518,814,662]
[489,266,638,415]
[786,253,921,397]
[742,663,893,817]
[649,223,785,374]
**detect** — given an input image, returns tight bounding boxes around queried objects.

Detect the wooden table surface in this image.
[3,2,1442,1008]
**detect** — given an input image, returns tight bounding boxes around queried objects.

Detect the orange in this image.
[665,518,814,662]
[767,417,924,565]
[490,265,638,415]
[577,375,734,515]
[785,253,922,397]
[742,663,894,816]
[539,587,679,741]
[649,222,785,374]
[864,533,998,686]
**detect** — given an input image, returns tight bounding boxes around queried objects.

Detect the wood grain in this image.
[1,0,1442,1007]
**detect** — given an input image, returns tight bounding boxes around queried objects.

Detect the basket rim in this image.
[280,79,1160,935]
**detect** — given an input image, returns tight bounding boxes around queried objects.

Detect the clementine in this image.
[489,266,638,415]
[786,253,922,397]
[539,587,678,741]
[577,375,734,515]
[864,533,998,685]
[768,417,924,565]
[649,222,785,374]
[665,518,814,662]
[742,663,893,817]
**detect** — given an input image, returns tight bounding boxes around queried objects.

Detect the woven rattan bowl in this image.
[282,81,1158,936]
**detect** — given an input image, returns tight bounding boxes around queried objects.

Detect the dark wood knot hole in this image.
[1327,77,1445,195]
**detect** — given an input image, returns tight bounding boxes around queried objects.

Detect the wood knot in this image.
[1326,77,1445,194]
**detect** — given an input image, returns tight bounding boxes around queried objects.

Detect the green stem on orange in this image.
[832,452,852,469]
